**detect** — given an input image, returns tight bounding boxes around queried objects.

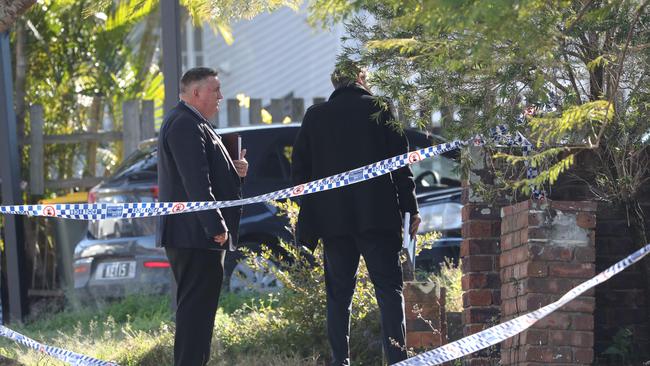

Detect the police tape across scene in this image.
[0,124,534,220]
[0,125,544,365]
[0,140,463,220]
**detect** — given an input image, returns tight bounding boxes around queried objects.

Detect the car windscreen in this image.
[110,150,157,181]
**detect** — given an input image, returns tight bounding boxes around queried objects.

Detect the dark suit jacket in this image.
[156,101,242,250]
[291,84,418,249]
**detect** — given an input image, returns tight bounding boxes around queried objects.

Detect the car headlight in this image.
[417,202,463,233]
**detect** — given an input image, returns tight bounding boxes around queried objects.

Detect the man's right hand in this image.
[213,231,228,246]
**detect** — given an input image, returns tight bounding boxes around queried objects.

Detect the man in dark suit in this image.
[292,61,421,365]
[156,67,248,365]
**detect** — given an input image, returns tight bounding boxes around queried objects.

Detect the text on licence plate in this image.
[97,261,136,279]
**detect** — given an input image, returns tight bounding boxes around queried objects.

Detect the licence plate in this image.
[96,261,136,279]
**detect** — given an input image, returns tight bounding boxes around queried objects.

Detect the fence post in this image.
[313,97,326,106]
[141,100,155,140]
[291,98,305,121]
[227,99,240,127]
[249,98,262,125]
[270,99,283,122]
[122,100,141,157]
[29,104,44,196]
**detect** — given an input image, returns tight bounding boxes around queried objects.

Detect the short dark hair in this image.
[331,59,363,89]
[180,67,218,93]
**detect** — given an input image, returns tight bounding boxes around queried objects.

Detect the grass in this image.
[0,292,315,366]
[0,259,463,366]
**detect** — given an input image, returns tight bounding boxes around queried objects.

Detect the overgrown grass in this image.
[0,291,322,366]
[0,259,458,366]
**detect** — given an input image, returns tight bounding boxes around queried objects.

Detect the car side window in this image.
[256,137,294,181]
[409,142,461,191]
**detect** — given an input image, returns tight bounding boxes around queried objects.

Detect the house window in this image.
[181,20,204,70]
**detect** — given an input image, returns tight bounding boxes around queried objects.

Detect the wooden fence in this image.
[220,96,326,126]
[19,100,156,195]
[20,96,325,195]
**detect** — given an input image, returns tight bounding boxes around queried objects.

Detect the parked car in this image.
[73,123,462,298]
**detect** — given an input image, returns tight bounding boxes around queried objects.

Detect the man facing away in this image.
[291,60,421,365]
[156,67,248,365]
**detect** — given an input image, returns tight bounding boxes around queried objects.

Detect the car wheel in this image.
[225,241,283,293]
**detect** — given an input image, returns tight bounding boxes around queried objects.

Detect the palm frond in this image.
[81,0,113,18]
[105,0,157,31]
[182,0,301,43]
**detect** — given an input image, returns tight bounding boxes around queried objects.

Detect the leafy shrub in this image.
[426,258,463,313]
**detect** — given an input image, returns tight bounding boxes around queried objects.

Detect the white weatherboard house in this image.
[181,6,345,127]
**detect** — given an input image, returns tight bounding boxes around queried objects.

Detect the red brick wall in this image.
[461,202,502,366]
[500,200,596,366]
[594,203,650,364]
[404,282,447,349]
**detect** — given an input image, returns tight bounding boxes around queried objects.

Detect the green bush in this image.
[426,258,463,313]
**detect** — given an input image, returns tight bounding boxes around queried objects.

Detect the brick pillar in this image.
[460,145,502,366]
[404,282,447,349]
[500,200,596,366]
[461,202,502,366]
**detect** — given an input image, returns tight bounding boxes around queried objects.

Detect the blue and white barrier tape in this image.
[0,140,463,219]
[0,124,537,220]
[0,325,118,365]
[397,243,650,366]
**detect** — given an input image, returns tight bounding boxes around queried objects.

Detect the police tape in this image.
[0,325,118,365]
[0,123,538,219]
[397,243,650,366]
[0,140,464,219]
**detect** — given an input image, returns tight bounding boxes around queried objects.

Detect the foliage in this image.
[601,327,650,365]
[425,258,463,313]
[85,0,302,46]
[306,0,650,203]
[17,0,161,184]
[0,293,321,365]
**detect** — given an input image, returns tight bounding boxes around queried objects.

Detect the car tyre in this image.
[224,241,284,293]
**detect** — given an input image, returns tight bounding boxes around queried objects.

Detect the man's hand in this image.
[410,213,421,237]
[233,148,248,177]
[213,231,228,246]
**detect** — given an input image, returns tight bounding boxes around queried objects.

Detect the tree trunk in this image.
[0,0,36,33]
[587,31,604,100]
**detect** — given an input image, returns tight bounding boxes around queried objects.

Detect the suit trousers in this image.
[322,230,408,366]
[165,247,226,366]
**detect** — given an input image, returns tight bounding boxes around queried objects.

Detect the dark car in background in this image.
[73,123,462,298]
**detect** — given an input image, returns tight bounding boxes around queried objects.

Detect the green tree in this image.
[307,0,649,222]
[14,0,302,187]
[308,0,648,194]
